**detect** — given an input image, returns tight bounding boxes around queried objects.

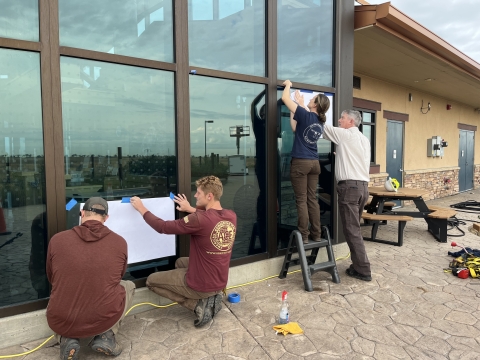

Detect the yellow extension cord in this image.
[0,252,350,359]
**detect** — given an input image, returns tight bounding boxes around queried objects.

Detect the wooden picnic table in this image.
[367,187,431,217]
[365,187,451,243]
[367,187,430,198]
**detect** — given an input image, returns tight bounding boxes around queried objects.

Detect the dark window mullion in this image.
[188,66,268,85]
[276,80,336,94]
[0,37,41,51]
[59,46,177,72]
[174,0,192,257]
[267,0,278,257]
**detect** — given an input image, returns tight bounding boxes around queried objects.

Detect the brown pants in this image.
[337,180,371,276]
[54,280,135,342]
[290,158,321,240]
[146,257,219,311]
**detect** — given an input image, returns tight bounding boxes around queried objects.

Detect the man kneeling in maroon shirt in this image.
[47,197,135,360]
[130,175,237,327]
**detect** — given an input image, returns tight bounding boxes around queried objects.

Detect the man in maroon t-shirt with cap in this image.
[47,197,135,360]
[130,175,237,327]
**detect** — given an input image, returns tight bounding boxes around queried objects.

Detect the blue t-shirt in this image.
[291,106,324,160]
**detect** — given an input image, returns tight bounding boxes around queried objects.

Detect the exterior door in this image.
[386,120,404,207]
[458,130,475,191]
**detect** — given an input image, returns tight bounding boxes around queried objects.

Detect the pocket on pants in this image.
[338,186,359,205]
[290,158,306,177]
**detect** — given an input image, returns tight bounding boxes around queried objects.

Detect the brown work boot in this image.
[59,337,80,360]
[212,293,223,317]
[194,297,213,327]
[89,329,122,356]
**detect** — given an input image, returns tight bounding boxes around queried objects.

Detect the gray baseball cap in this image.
[83,197,108,215]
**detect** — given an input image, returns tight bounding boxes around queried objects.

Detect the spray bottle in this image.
[278,290,289,324]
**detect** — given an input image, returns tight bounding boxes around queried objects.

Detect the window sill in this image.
[369,164,380,174]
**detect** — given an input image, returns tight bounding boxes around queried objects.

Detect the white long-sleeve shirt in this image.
[323,124,371,182]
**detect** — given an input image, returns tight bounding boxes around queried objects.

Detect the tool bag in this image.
[447,253,480,278]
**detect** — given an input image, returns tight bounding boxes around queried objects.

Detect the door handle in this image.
[399,169,403,172]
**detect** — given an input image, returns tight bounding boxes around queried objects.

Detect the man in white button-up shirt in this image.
[323,110,372,281]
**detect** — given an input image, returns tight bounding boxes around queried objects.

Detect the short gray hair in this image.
[342,110,362,127]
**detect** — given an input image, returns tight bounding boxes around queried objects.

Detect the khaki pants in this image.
[337,180,371,276]
[54,280,135,342]
[146,257,219,311]
[110,280,135,334]
[290,158,321,240]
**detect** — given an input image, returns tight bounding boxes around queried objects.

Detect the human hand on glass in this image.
[282,80,292,88]
[130,196,148,216]
[173,194,196,213]
[294,90,305,108]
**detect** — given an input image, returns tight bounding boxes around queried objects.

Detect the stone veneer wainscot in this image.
[403,167,460,201]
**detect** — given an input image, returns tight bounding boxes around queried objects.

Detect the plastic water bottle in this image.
[278,290,289,324]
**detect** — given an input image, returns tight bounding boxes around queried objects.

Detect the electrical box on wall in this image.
[427,136,444,157]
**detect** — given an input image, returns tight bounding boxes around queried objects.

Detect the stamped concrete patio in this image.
[1,188,480,360]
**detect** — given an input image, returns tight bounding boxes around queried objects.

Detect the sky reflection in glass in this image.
[60,57,175,158]
[59,0,173,62]
[0,0,38,41]
[277,0,334,86]
[189,0,265,76]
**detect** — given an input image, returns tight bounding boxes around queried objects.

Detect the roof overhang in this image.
[354,2,480,108]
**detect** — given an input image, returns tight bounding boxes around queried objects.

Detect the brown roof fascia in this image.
[354,3,480,80]
[354,2,390,29]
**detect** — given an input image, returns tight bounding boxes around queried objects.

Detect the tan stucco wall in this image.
[353,74,480,175]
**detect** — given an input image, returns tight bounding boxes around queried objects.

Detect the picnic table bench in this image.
[362,213,413,246]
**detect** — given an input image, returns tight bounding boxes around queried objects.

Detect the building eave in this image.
[354,2,480,81]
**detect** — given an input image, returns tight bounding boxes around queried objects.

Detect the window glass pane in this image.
[189,76,266,258]
[0,0,38,41]
[0,49,47,307]
[188,0,265,76]
[219,0,244,19]
[60,57,176,278]
[361,124,375,163]
[362,112,372,123]
[59,0,174,62]
[192,0,213,20]
[277,0,333,86]
[362,124,372,143]
[276,90,334,249]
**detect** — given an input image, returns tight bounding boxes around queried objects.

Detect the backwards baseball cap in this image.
[83,197,108,216]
